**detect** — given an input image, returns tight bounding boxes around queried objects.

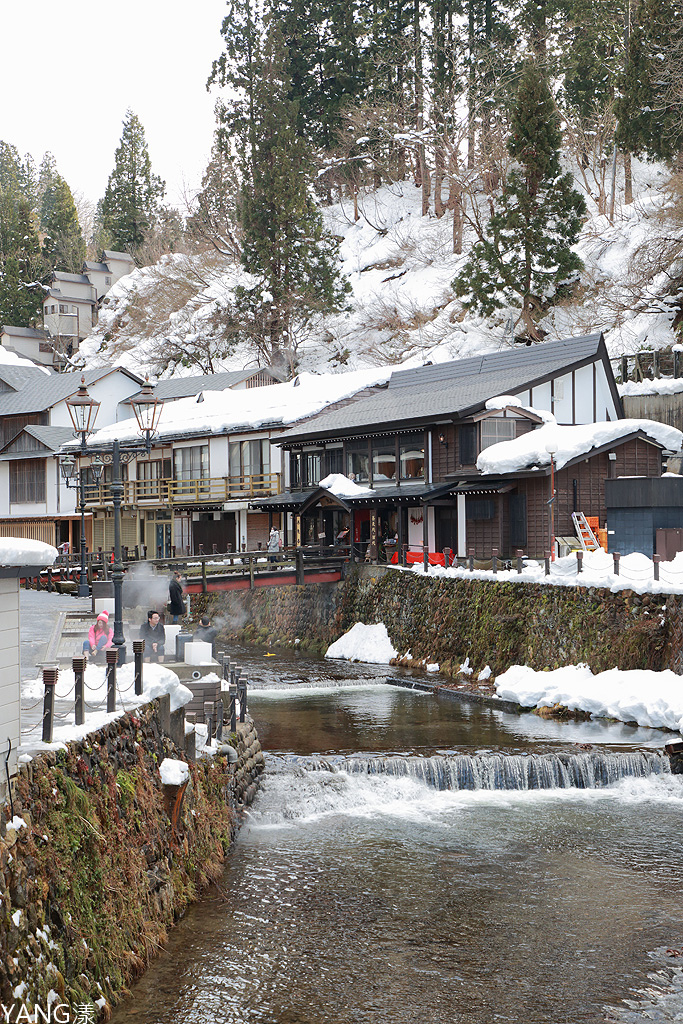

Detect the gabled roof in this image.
[83,261,110,273]
[43,289,95,306]
[103,250,134,261]
[0,425,75,458]
[0,325,48,340]
[0,364,50,391]
[125,367,282,403]
[279,334,617,445]
[52,272,91,285]
[0,366,143,417]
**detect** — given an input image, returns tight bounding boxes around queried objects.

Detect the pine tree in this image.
[211,12,350,367]
[615,0,683,162]
[99,110,165,255]
[0,141,44,326]
[41,173,86,272]
[452,63,586,340]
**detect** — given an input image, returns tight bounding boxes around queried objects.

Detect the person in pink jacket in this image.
[82,610,114,662]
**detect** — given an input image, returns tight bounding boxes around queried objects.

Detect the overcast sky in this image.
[2,0,228,211]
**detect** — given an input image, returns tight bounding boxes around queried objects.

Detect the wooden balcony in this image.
[83,473,281,507]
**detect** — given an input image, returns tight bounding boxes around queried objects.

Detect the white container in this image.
[164,624,181,654]
[183,640,214,665]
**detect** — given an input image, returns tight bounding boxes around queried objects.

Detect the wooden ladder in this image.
[572,512,600,551]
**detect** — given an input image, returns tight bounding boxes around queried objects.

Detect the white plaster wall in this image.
[0,465,8,516]
[209,437,229,477]
[596,362,619,420]
[551,372,574,424]
[528,380,552,416]
[573,364,594,423]
[0,576,20,804]
[408,509,424,550]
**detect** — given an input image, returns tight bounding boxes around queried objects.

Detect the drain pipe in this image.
[4,738,14,821]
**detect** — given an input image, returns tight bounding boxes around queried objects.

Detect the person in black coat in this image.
[140,610,166,662]
[168,571,185,623]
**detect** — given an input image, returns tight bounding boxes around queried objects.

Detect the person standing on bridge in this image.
[267,527,281,564]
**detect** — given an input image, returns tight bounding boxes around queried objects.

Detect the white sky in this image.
[2,0,229,210]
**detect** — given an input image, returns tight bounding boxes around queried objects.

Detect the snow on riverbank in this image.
[325,623,398,664]
[495,663,683,733]
[20,663,192,754]
[409,548,683,596]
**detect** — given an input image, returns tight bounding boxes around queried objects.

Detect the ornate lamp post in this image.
[61,378,101,597]
[545,440,557,562]
[60,376,165,663]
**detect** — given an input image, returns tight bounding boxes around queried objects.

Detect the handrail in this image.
[83,472,281,506]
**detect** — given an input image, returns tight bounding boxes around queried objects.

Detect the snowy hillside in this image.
[78,159,679,380]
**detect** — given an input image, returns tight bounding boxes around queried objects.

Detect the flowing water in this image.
[111,647,683,1024]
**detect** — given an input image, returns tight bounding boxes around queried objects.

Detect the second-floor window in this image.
[137,458,171,496]
[346,440,369,483]
[480,418,516,450]
[399,434,424,480]
[229,439,270,481]
[174,445,208,481]
[10,459,45,503]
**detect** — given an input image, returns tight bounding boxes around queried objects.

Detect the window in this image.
[305,451,321,487]
[290,451,302,489]
[372,440,396,482]
[466,498,495,520]
[480,418,516,451]
[229,439,270,484]
[346,440,369,483]
[137,458,171,497]
[105,276,112,285]
[174,445,208,481]
[59,304,68,314]
[399,434,424,480]
[458,425,477,465]
[324,447,343,477]
[10,459,45,503]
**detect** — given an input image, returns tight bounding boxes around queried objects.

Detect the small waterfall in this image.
[304,750,671,791]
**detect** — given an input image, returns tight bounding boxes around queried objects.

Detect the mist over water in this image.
[111,651,683,1024]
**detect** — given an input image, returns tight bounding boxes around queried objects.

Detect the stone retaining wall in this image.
[0,699,264,1019]
[209,566,680,677]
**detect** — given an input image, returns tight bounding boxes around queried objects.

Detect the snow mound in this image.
[319,473,373,497]
[0,538,57,567]
[325,622,398,664]
[496,663,683,733]
[159,758,189,786]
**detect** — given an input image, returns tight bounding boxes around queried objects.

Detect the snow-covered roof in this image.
[319,472,373,497]
[79,366,393,448]
[477,418,683,475]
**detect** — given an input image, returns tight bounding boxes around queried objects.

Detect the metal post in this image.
[238,676,247,723]
[105,648,118,713]
[492,548,498,574]
[77,466,89,597]
[613,552,620,575]
[229,681,238,732]
[423,545,429,572]
[249,556,254,590]
[72,657,85,726]
[654,554,661,581]
[206,708,214,746]
[201,559,207,594]
[296,547,304,585]
[214,698,224,742]
[443,548,451,568]
[576,550,583,574]
[47,567,53,593]
[402,543,408,567]
[133,640,144,695]
[42,667,57,743]
[675,350,681,379]
[469,548,474,572]
[516,549,523,574]
[111,440,126,664]
[545,552,550,576]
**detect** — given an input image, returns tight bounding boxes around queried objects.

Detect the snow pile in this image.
[5,816,27,833]
[410,547,683,596]
[477,418,683,475]
[495,663,683,733]
[619,376,683,398]
[485,394,524,410]
[0,346,50,373]
[21,662,192,751]
[319,472,373,497]
[78,366,391,447]
[325,622,399,664]
[0,538,57,567]
[159,757,189,786]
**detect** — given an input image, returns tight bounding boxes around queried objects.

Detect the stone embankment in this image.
[0,698,264,1017]
[208,565,683,677]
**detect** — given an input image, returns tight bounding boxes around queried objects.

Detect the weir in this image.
[305,749,671,791]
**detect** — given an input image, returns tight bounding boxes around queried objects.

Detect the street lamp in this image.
[60,377,164,663]
[61,377,100,597]
[545,440,557,562]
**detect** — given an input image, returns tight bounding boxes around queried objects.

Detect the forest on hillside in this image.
[4,0,683,376]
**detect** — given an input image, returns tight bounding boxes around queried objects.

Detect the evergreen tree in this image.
[211,13,350,366]
[452,63,586,340]
[0,141,43,326]
[615,0,683,162]
[100,110,165,255]
[41,173,86,272]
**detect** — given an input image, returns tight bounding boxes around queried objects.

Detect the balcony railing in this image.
[83,473,281,507]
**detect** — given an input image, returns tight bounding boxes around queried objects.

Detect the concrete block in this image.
[183,641,214,665]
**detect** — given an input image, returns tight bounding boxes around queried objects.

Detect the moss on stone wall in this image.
[0,701,240,1017]
[208,568,675,676]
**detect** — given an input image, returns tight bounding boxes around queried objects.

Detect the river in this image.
[111,647,683,1024]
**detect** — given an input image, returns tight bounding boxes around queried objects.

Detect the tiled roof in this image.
[279,334,606,443]
[126,368,281,402]
[0,326,48,340]
[0,367,129,416]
